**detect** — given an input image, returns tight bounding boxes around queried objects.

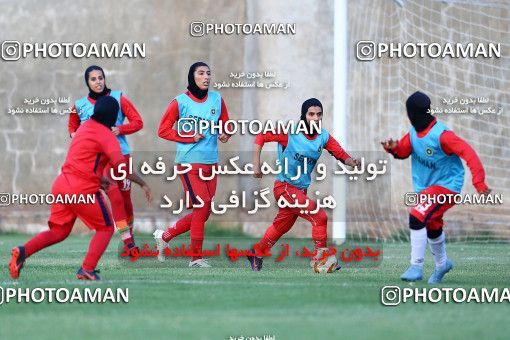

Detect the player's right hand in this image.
[218,133,230,143]
[381,138,398,150]
[194,133,205,143]
[100,176,111,192]
[479,187,492,195]
[142,184,153,203]
[253,165,262,178]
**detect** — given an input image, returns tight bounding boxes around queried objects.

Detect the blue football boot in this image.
[427,259,453,284]
[400,264,423,281]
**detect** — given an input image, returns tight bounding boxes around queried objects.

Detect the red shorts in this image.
[410,185,456,230]
[271,181,327,231]
[178,163,217,209]
[48,174,113,231]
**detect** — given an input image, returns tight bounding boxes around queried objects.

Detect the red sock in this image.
[162,213,192,242]
[191,239,203,262]
[255,224,283,254]
[122,237,134,247]
[82,227,114,271]
[24,222,73,257]
[312,225,327,249]
[313,238,327,249]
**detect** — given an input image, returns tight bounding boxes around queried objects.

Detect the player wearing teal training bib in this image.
[382,91,491,284]
[156,62,231,268]
[248,98,359,271]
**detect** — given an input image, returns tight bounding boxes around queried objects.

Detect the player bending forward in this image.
[248,98,359,271]
[382,91,491,284]
[69,65,144,253]
[9,96,152,281]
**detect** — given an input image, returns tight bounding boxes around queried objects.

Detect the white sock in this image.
[428,232,447,268]
[410,228,427,268]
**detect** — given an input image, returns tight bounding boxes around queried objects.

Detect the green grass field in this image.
[0,233,509,340]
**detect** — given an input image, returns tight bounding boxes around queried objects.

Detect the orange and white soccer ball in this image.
[312,248,339,274]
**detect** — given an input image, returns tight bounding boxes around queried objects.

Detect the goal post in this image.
[332,0,348,243]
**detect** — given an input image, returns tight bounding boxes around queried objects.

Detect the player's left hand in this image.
[345,157,360,168]
[142,184,153,203]
[381,138,398,150]
[100,176,111,192]
[218,133,230,143]
[111,127,120,136]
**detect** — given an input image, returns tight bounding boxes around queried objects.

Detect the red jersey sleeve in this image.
[254,132,288,148]
[100,132,126,177]
[68,104,80,136]
[117,95,143,135]
[158,99,196,143]
[324,135,351,162]
[385,133,412,159]
[440,130,488,193]
[219,98,232,135]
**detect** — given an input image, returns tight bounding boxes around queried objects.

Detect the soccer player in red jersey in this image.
[247,98,359,271]
[382,91,491,283]
[154,62,231,267]
[68,65,143,252]
[10,96,152,281]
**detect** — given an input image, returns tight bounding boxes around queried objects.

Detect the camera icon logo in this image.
[404,192,418,207]
[356,40,376,61]
[0,193,11,206]
[381,286,401,306]
[190,22,205,37]
[1,41,21,61]
[177,117,198,138]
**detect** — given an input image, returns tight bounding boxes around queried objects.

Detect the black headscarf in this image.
[187,62,209,99]
[91,96,119,128]
[300,98,323,135]
[301,98,323,121]
[84,65,110,100]
[406,91,435,132]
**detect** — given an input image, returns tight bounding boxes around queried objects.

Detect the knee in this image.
[409,214,426,230]
[202,198,212,209]
[49,221,73,241]
[193,194,212,207]
[274,221,293,234]
[57,228,72,241]
[198,198,213,216]
[426,227,443,239]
